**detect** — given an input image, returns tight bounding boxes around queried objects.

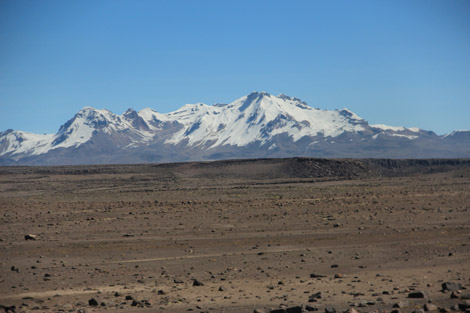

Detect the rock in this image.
[285,307,302,313]
[412,310,425,313]
[131,300,143,307]
[325,306,336,313]
[458,301,470,311]
[344,309,360,313]
[125,295,133,300]
[305,305,319,311]
[334,273,345,278]
[254,309,267,313]
[269,308,302,313]
[218,286,225,291]
[358,300,368,308]
[408,291,427,299]
[0,305,16,313]
[310,273,326,278]
[424,303,438,311]
[173,278,184,284]
[88,298,98,306]
[114,292,121,297]
[450,291,460,299]
[462,294,470,300]
[394,301,409,308]
[330,264,339,268]
[442,282,462,292]
[192,279,204,286]
[157,289,165,295]
[24,234,37,240]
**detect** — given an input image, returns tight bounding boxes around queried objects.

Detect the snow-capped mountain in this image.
[1,92,469,165]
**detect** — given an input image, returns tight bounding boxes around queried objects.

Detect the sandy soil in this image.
[0,159,469,313]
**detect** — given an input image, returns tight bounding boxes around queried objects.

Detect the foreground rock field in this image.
[0,158,469,313]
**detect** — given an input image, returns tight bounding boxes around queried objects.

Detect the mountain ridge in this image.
[1,91,469,165]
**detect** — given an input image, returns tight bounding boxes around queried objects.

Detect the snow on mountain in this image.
[165,91,368,147]
[0,106,155,159]
[0,130,54,157]
[371,124,420,133]
[2,91,466,164]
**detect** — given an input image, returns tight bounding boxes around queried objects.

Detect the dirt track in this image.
[0,159,469,313]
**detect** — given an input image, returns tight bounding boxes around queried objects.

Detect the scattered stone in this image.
[305,305,319,311]
[325,306,336,313]
[114,292,121,297]
[330,264,339,268]
[344,309,360,313]
[424,303,438,311]
[173,278,184,284]
[408,291,427,299]
[269,307,302,313]
[458,301,470,311]
[0,305,16,313]
[157,289,165,295]
[192,279,204,286]
[218,286,225,291]
[125,295,133,301]
[88,298,98,306]
[442,282,462,292]
[142,299,151,306]
[254,309,267,313]
[309,292,322,302]
[24,234,37,240]
[462,294,470,300]
[334,273,345,278]
[394,301,409,308]
[310,273,326,278]
[131,300,141,307]
[357,300,368,308]
[450,291,460,299]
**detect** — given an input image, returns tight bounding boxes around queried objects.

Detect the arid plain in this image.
[1,158,469,313]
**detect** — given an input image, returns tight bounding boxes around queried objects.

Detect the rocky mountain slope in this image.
[1,92,469,165]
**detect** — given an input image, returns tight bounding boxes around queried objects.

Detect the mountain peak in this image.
[122,108,149,130]
[248,91,271,97]
[2,92,468,165]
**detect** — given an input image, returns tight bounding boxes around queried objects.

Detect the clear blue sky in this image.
[1,0,469,135]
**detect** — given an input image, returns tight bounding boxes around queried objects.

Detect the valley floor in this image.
[0,160,469,313]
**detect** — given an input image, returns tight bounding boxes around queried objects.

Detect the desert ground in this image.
[0,158,469,313]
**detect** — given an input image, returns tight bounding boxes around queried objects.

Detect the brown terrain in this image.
[0,158,469,313]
